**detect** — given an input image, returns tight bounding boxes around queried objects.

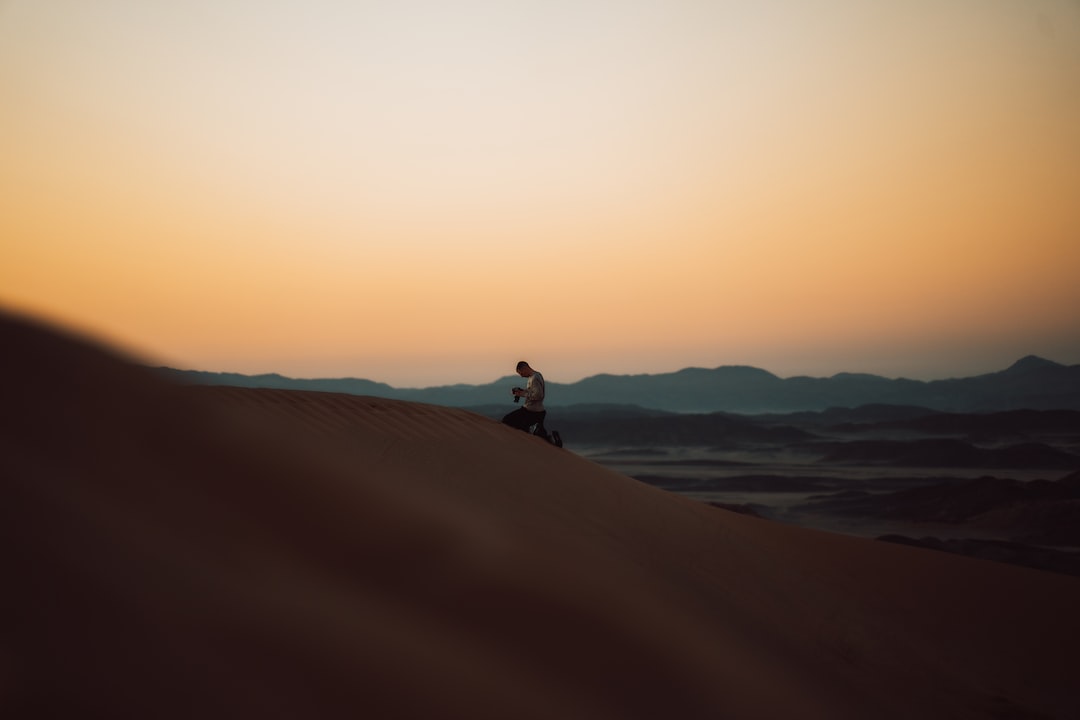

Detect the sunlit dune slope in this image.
[3,310,1079,720]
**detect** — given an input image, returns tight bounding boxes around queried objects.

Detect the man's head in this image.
[515,360,533,378]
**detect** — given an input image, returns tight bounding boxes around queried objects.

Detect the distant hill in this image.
[158,355,1080,413]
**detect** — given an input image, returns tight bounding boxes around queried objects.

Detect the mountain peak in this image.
[1004,356,1062,374]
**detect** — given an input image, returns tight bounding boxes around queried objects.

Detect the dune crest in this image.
[3,310,1079,719]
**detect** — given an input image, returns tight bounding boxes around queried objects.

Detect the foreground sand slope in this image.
[3,311,1079,719]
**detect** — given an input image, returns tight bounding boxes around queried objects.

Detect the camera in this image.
[512,387,523,403]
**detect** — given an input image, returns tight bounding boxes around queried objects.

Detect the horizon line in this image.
[157,353,1068,391]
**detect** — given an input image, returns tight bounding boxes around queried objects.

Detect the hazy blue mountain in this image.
[158,356,1080,413]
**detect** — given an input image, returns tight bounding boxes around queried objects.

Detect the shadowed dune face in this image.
[3,310,1080,720]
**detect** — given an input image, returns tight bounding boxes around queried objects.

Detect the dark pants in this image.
[502,407,547,436]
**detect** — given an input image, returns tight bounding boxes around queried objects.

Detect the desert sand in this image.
[3,310,1079,719]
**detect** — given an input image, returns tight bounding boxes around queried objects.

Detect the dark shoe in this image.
[551,431,562,448]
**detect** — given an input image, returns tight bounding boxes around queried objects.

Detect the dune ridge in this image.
[3,310,1080,719]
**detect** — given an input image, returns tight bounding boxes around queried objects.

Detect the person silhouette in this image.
[502,360,561,447]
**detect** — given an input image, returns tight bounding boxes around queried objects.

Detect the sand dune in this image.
[3,310,1080,719]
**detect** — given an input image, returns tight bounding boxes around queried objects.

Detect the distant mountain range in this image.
[158,355,1080,414]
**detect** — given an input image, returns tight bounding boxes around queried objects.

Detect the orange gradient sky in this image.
[3,0,1079,387]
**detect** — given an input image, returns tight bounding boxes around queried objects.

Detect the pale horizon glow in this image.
[3,0,1079,388]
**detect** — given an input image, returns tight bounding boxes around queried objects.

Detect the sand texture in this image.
[3,310,1079,719]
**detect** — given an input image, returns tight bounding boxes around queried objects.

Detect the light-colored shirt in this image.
[523,371,545,412]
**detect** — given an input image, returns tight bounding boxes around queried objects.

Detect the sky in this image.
[2,0,1079,387]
